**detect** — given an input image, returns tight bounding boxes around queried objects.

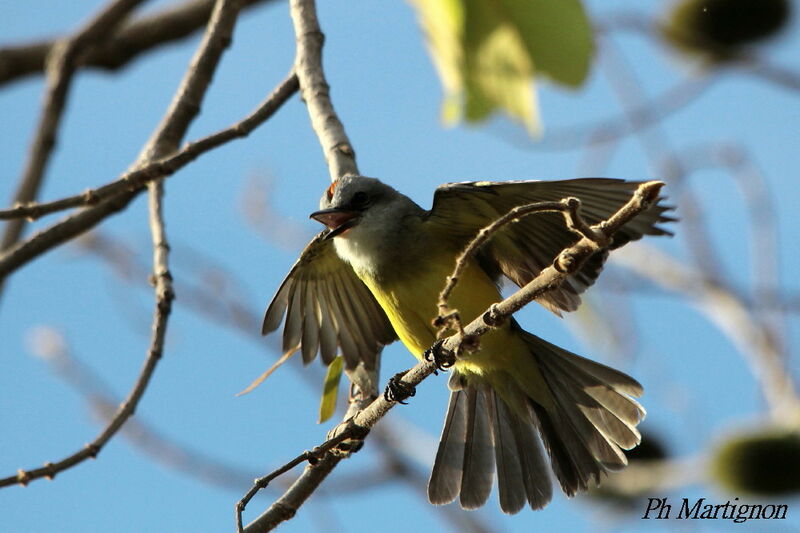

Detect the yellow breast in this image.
[359,250,527,377]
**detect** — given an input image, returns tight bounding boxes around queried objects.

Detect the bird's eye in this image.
[351,191,369,208]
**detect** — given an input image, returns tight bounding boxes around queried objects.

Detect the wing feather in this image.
[262,231,397,369]
[428,178,673,314]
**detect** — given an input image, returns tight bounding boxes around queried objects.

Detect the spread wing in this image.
[262,231,397,370]
[427,178,674,314]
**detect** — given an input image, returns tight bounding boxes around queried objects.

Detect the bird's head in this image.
[310,175,411,239]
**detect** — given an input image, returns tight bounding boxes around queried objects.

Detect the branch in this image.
[240,181,665,532]
[0,0,244,490]
[529,75,716,152]
[614,244,800,426]
[289,0,357,182]
[27,329,257,490]
[288,0,370,419]
[0,73,299,222]
[0,0,147,295]
[236,430,362,532]
[436,197,595,333]
[0,0,275,86]
[0,72,298,280]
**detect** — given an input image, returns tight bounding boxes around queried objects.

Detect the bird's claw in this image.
[384,371,416,404]
[423,339,455,371]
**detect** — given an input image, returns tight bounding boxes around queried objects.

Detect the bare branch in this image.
[289,0,357,182]
[287,0,372,423]
[0,72,299,222]
[0,72,297,281]
[530,76,716,152]
[134,1,242,162]
[0,0,244,490]
[614,244,800,426]
[0,2,247,85]
[0,0,147,295]
[240,181,664,532]
[0,0,275,86]
[435,198,591,334]
[29,331,256,489]
[236,428,363,532]
[0,314,164,489]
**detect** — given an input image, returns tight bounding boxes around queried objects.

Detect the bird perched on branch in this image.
[263,175,672,513]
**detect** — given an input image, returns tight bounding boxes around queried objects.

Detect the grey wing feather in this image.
[429,178,674,314]
[262,231,397,369]
[300,281,320,364]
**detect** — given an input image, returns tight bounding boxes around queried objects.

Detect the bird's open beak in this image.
[310,208,360,239]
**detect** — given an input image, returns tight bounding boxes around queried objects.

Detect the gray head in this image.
[310,175,421,239]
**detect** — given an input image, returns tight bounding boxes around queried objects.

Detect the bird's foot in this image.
[423,339,455,371]
[384,371,416,404]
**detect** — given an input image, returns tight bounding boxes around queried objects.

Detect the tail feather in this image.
[503,394,553,510]
[545,380,629,469]
[429,380,554,514]
[485,387,553,512]
[427,330,646,512]
[526,332,645,492]
[530,402,604,495]
[485,388,527,513]
[459,387,494,509]
[544,355,642,449]
[428,390,468,506]
[535,335,645,434]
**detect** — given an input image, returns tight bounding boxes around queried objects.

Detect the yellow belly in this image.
[360,252,528,377]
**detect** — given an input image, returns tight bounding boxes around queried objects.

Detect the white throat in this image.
[332,199,425,281]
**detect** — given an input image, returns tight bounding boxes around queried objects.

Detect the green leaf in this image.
[463,0,538,131]
[318,356,344,423]
[497,0,594,87]
[409,0,595,134]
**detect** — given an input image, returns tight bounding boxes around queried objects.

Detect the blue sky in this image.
[1,1,799,532]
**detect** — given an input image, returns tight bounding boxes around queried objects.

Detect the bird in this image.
[262,175,672,514]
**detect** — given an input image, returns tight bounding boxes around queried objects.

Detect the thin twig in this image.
[435,198,595,334]
[30,331,257,489]
[289,0,357,182]
[599,38,794,424]
[0,0,146,299]
[0,73,299,222]
[236,429,361,533]
[0,0,274,86]
[0,312,166,489]
[530,75,715,152]
[0,0,243,490]
[240,181,664,532]
[614,244,800,426]
[0,72,298,280]
[287,0,372,421]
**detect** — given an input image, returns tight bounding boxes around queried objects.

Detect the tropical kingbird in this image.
[263,175,672,513]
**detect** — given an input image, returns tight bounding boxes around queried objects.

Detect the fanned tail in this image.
[427,332,644,513]
[428,373,553,514]
[524,332,645,496]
